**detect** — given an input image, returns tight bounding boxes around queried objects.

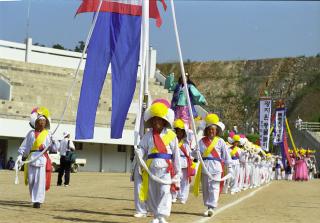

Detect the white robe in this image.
[137,128,181,218]
[198,137,232,208]
[18,130,59,203]
[228,146,242,193]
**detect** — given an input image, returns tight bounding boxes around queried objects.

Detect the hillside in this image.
[157,56,320,132]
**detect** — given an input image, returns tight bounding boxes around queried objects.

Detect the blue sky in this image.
[0,0,319,63]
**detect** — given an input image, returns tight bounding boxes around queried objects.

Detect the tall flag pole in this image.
[134,0,150,143]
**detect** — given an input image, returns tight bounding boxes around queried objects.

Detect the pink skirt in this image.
[294,159,308,181]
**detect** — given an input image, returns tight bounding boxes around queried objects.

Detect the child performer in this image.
[172,119,194,204]
[16,107,59,208]
[228,134,242,194]
[137,99,181,223]
[193,113,232,217]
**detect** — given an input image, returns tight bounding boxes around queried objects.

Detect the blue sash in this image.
[202,157,221,162]
[148,153,173,160]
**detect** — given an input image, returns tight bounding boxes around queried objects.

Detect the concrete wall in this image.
[0,39,87,70]
[76,143,131,172]
[0,39,157,77]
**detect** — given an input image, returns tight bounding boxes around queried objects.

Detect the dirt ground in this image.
[0,171,319,223]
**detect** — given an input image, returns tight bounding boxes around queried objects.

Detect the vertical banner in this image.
[273,108,285,144]
[281,131,292,167]
[259,98,272,151]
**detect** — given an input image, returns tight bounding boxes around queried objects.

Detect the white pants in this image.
[202,173,220,208]
[172,168,190,203]
[230,164,240,193]
[244,164,251,189]
[28,164,46,203]
[148,167,172,218]
[238,164,245,190]
[275,168,282,180]
[133,165,147,214]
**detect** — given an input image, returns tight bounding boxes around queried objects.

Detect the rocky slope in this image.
[157,56,320,132]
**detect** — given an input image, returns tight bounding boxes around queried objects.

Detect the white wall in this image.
[0,118,135,145]
[75,143,101,172]
[0,39,88,70]
[5,138,131,173]
[0,39,158,76]
[102,144,126,172]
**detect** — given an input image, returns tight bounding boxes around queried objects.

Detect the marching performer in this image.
[16,107,59,208]
[193,113,232,217]
[228,134,242,194]
[137,99,181,223]
[172,119,194,204]
[238,135,248,191]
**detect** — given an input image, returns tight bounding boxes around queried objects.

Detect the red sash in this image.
[153,130,178,192]
[179,143,193,183]
[202,137,225,193]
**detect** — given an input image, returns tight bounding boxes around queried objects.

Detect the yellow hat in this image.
[144,99,174,128]
[205,113,219,126]
[233,134,241,142]
[173,119,185,130]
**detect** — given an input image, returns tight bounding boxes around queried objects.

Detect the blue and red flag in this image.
[75,0,166,139]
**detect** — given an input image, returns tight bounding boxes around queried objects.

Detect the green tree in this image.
[74,41,85,52]
[52,44,65,50]
[34,42,45,47]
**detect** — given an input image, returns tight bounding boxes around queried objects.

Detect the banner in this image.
[273,108,286,144]
[259,98,272,151]
[281,131,292,168]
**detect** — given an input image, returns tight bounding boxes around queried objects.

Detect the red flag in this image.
[76,0,166,27]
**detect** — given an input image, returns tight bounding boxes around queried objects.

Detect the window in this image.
[117,145,126,152]
[0,76,11,100]
[74,142,83,150]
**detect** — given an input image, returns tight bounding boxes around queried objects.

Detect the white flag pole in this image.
[169,0,230,181]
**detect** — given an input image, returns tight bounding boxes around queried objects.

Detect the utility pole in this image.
[25,0,31,62]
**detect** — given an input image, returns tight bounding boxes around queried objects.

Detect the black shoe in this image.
[33,202,41,208]
[57,183,62,186]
